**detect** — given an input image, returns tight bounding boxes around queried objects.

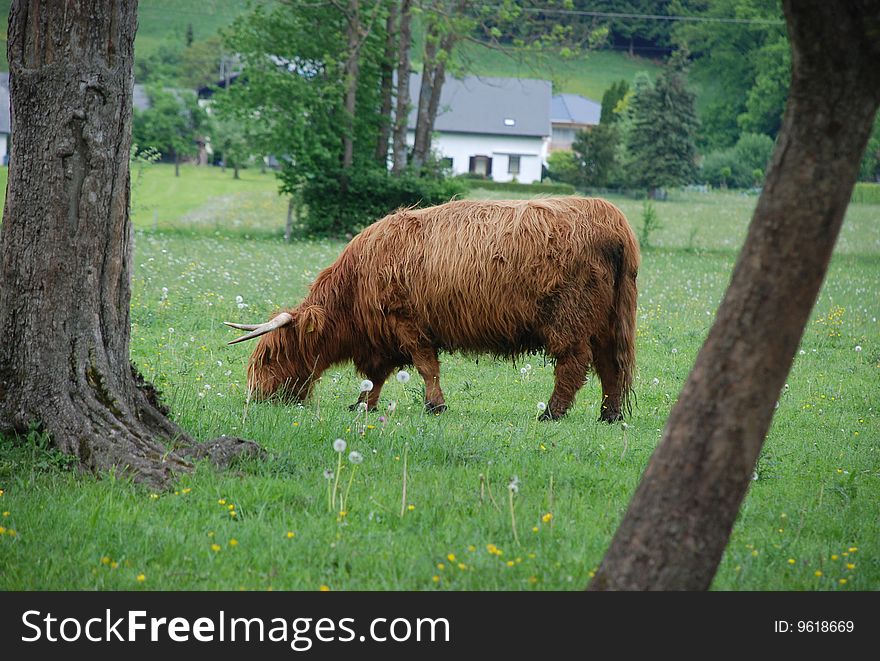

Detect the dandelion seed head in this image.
[396,370,410,384]
[536,402,547,411]
[323,469,334,480]
[348,451,363,465]
[333,438,346,453]
[360,379,374,392]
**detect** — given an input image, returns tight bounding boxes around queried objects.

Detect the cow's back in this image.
[350,197,634,356]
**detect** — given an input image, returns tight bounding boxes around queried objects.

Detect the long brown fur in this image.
[243,197,639,420]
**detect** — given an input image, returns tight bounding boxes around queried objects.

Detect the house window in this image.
[441,157,453,171]
[468,155,492,177]
[508,155,521,176]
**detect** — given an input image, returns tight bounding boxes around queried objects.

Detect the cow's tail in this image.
[610,213,640,419]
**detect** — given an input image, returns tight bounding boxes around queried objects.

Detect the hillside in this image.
[0,0,661,102]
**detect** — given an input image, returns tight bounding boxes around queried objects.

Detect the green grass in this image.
[1,162,878,592]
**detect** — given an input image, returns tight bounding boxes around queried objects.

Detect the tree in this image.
[625,49,699,195]
[572,123,620,188]
[0,1,257,488]
[132,87,206,176]
[589,0,880,590]
[600,80,629,125]
[391,0,414,174]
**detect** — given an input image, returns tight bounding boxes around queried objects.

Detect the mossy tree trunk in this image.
[0,0,258,489]
[589,0,880,591]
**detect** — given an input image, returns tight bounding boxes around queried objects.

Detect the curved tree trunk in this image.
[391,0,413,174]
[589,0,880,591]
[375,0,397,164]
[0,1,258,489]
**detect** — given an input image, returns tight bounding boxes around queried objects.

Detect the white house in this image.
[407,74,551,183]
[0,73,10,165]
[550,93,602,152]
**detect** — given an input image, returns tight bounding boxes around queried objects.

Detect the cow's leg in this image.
[541,342,592,420]
[412,348,447,413]
[349,362,394,411]
[591,337,623,423]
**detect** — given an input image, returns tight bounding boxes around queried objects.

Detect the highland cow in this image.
[226,197,639,420]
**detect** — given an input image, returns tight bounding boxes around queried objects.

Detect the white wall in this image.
[0,134,7,164]
[408,131,549,183]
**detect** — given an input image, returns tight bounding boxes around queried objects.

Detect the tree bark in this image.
[589,0,880,591]
[174,151,180,177]
[341,0,362,170]
[0,1,259,489]
[410,20,440,171]
[391,0,413,174]
[374,0,397,164]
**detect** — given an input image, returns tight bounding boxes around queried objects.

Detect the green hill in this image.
[0,1,660,101]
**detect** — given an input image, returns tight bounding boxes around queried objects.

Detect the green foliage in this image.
[132,87,206,162]
[701,132,774,188]
[572,123,621,188]
[858,114,880,182]
[458,178,576,195]
[545,151,581,187]
[300,168,467,236]
[624,50,699,193]
[638,199,663,249]
[675,0,787,150]
[600,80,630,125]
[851,183,880,204]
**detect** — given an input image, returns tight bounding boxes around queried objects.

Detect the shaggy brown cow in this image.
[226,197,639,420]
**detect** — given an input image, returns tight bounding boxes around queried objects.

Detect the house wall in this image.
[0,134,7,164]
[407,130,549,183]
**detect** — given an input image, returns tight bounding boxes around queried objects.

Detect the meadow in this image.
[0,164,877,591]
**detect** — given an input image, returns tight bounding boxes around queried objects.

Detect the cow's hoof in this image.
[598,410,623,423]
[425,402,447,414]
[538,409,563,421]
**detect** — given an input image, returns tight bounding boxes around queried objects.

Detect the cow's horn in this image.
[224,312,294,345]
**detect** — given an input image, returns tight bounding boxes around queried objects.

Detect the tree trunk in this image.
[0,1,259,489]
[174,151,180,177]
[284,194,295,243]
[391,0,413,174]
[341,0,361,170]
[410,20,439,171]
[375,1,397,164]
[233,163,240,180]
[589,0,880,591]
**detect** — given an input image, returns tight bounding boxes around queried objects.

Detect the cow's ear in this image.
[298,305,326,335]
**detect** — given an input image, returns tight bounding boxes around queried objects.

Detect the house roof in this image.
[550,93,601,127]
[408,73,551,138]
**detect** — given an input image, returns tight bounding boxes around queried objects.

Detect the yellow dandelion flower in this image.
[149,493,159,500]
[181,488,191,494]
[407,504,415,511]
[447,553,456,562]
[227,504,235,511]
[814,570,823,577]
[467,545,476,552]
[588,570,596,578]
[319,585,330,592]
[432,575,440,583]
[532,526,539,533]
[506,560,515,567]
[101,556,111,565]
[457,563,467,570]
[831,555,838,560]
[542,512,553,523]
[787,558,796,565]
[846,563,855,570]
[338,510,347,517]
[292,422,299,427]
[229,539,239,547]
[287,531,295,539]
[110,561,118,569]
[229,510,237,518]
[218,499,226,505]
[437,563,445,571]
[848,547,858,552]
[136,574,146,583]
[0,489,3,496]
[751,550,759,557]
[211,544,221,552]
[207,531,215,537]
[842,552,849,557]
[0,526,5,535]
[839,579,847,585]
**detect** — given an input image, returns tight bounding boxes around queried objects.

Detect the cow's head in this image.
[225,305,326,401]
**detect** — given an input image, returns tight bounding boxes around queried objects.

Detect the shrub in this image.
[851,182,880,204]
[638,199,663,249]
[300,168,466,236]
[701,132,774,188]
[457,178,576,195]
[545,151,580,187]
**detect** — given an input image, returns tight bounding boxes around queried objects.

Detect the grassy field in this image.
[0,164,878,591]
